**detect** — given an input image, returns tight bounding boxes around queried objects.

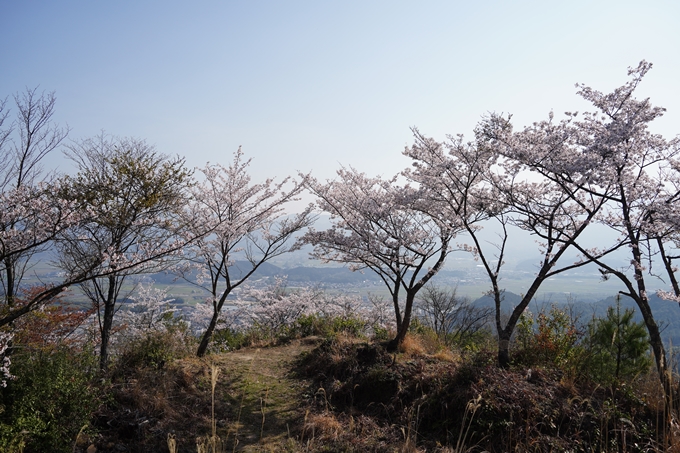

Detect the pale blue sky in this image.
[2,1,679,184]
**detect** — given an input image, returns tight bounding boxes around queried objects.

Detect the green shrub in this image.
[330,316,366,337]
[372,326,391,342]
[515,304,583,369]
[281,314,369,342]
[293,313,328,337]
[210,326,250,352]
[115,327,194,371]
[583,298,651,384]
[0,347,100,453]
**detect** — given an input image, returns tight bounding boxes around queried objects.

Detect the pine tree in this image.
[586,296,651,383]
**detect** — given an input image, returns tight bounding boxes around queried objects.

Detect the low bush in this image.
[114,326,195,372]
[514,304,584,371]
[0,346,100,453]
[209,325,251,352]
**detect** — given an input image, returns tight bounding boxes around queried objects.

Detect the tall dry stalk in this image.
[211,363,220,441]
[195,363,225,453]
[400,404,422,452]
[454,394,482,453]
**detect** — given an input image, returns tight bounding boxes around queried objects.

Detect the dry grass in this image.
[433,348,460,363]
[399,334,427,356]
[302,412,343,441]
[91,332,680,453]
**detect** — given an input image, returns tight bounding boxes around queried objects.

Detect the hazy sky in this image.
[2,1,679,184]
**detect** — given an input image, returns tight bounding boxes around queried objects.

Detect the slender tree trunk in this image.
[197,308,219,357]
[99,276,118,370]
[640,299,674,430]
[636,295,671,392]
[197,289,230,357]
[4,257,15,308]
[391,282,402,332]
[496,276,545,368]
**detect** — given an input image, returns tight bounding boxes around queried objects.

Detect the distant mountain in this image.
[471,291,524,309]
[587,293,680,345]
[150,261,380,286]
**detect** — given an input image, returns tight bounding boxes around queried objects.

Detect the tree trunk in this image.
[196,308,219,357]
[197,290,230,357]
[638,298,671,393]
[98,276,118,371]
[497,331,511,368]
[387,293,415,352]
[4,257,15,308]
[99,299,115,370]
[495,276,545,368]
[391,284,402,332]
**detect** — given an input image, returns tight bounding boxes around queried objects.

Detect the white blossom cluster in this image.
[0,330,13,387]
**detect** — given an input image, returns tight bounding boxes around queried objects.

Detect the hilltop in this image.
[87,331,669,453]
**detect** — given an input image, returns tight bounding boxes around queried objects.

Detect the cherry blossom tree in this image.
[181,148,314,357]
[571,62,679,395]
[117,282,176,337]
[405,124,609,367]
[57,135,193,369]
[0,88,79,328]
[483,61,679,394]
[240,277,320,334]
[303,167,455,350]
[236,277,367,336]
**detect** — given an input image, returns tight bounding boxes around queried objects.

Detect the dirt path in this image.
[207,338,319,452]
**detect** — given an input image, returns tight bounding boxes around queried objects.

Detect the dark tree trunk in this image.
[99,303,114,370]
[497,332,511,369]
[495,276,544,368]
[196,289,230,358]
[98,275,118,370]
[196,308,219,357]
[4,257,15,308]
[387,292,416,352]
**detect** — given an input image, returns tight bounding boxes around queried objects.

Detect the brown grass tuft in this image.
[417,329,444,354]
[433,348,459,363]
[399,334,426,357]
[303,412,343,441]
